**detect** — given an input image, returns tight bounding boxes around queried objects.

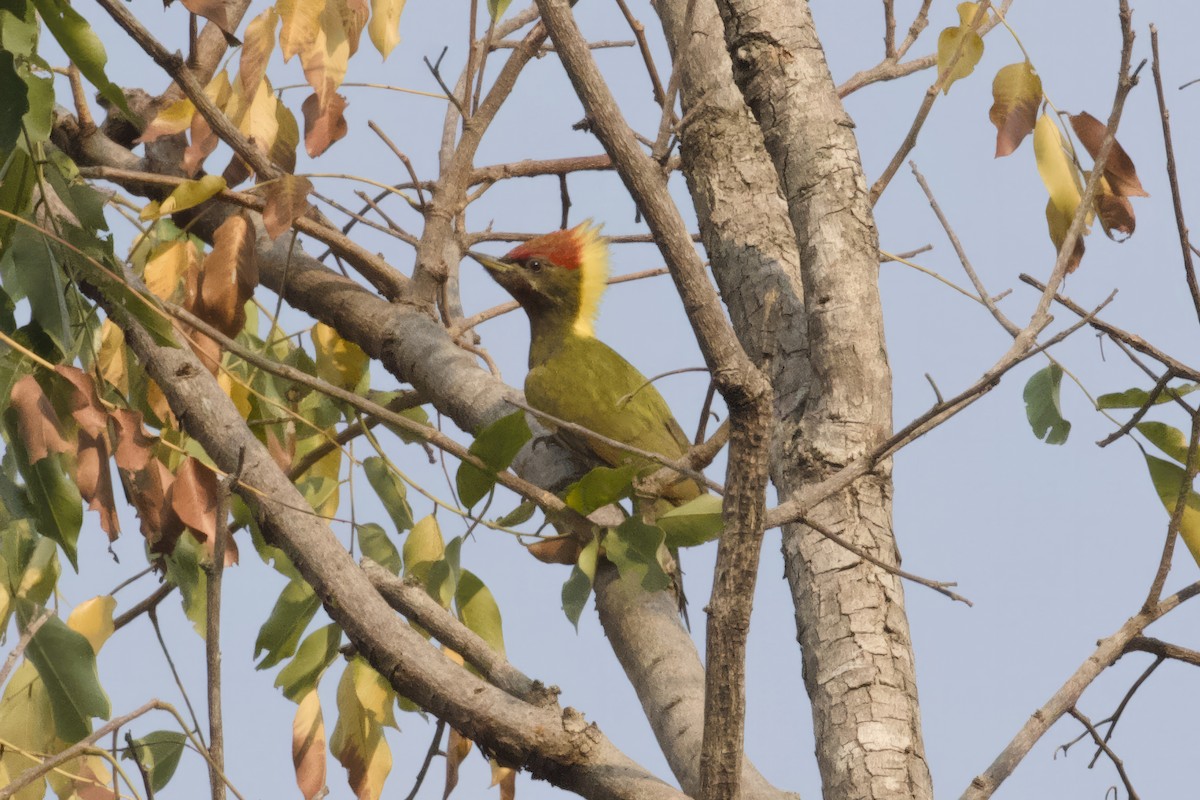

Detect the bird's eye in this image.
[527,258,543,272]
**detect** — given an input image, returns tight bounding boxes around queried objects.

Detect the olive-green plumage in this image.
[468,223,698,503]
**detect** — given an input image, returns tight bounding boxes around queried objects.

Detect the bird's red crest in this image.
[505,224,588,269]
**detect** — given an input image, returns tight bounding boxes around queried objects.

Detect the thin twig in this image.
[1150,25,1200,327]
[368,121,427,209]
[1124,636,1200,667]
[403,719,447,800]
[1086,655,1163,768]
[1066,708,1140,800]
[911,161,1018,335]
[113,582,176,630]
[0,608,52,687]
[614,0,666,106]
[800,517,971,605]
[1096,371,1172,448]
[424,47,467,119]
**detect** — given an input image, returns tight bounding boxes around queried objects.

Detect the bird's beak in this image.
[466,250,512,274]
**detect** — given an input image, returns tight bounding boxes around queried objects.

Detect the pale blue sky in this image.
[25,1,1200,799]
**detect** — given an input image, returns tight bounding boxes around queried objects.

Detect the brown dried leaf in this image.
[263,174,314,239]
[1068,111,1149,198]
[302,92,348,157]
[126,459,181,551]
[1096,179,1136,239]
[267,427,295,472]
[526,535,581,565]
[111,408,155,472]
[444,727,473,800]
[293,689,327,800]
[196,214,258,337]
[190,330,224,375]
[989,61,1042,157]
[77,430,119,540]
[240,8,280,100]
[183,114,219,177]
[10,375,72,462]
[341,0,369,55]
[169,457,219,544]
[54,365,107,437]
[180,0,236,36]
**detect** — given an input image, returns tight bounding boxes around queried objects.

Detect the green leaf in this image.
[0,0,40,57]
[658,493,724,548]
[254,577,321,669]
[456,411,531,508]
[357,522,400,574]
[0,147,36,261]
[5,410,82,568]
[19,601,111,743]
[0,225,71,355]
[123,731,187,792]
[561,535,599,629]
[30,0,134,118]
[1137,422,1191,465]
[19,65,53,143]
[1098,383,1200,409]
[1024,364,1071,444]
[487,0,512,20]
[363,456,414,533]
[564,464,638,515]
[495,499,536,528]
[162,536,206,635]
[0,50,29,153]
[274,623,342,701]
[605,517,670,593]
[1143,455,1200,568]
[455,569,504,655]
[402,515,443,574]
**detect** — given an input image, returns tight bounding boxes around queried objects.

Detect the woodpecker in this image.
[468,222,698,609]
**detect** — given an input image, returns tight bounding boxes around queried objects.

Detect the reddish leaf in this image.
[302,92,348,157]
[1096,183,1136,239]
[10,374,72,462]
[111,408,155,472]
[77,430,120,540]
[340,0,368,55]
[54,366,108,437]
[126,459,182,551]
[526,535,581,564]
[1068,111,1149,198]
[168,457,219,544]
[989,61,1042,157]
[196,214,258,337]
[262,174,314,239]
[136,97,194,144]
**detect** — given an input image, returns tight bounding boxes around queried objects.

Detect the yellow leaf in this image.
[330,658,393,800]
[97,320,129,395]
[368,0,405,59]
[218,369,253,418]
[300,0,351,105]
[293,689,327,800]
[313,321,368,390]
[66,595,116,653]
[402,515,444,574]
[1033,112,1087,270]
[141,175,227,220]
[989,61,1042,157]
[279,0,323,61]
[490,760,515,799]
[936,2,985,94]
[144,239,201,302]
[137,96,195,144]
[295,433,342,519]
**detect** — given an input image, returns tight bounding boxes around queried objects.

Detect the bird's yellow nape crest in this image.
[570,221,609,337]
[505,221,609,337]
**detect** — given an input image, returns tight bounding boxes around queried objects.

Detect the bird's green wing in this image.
[524,336,692,469]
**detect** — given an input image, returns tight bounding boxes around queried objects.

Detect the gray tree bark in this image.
[658,0,933,798]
